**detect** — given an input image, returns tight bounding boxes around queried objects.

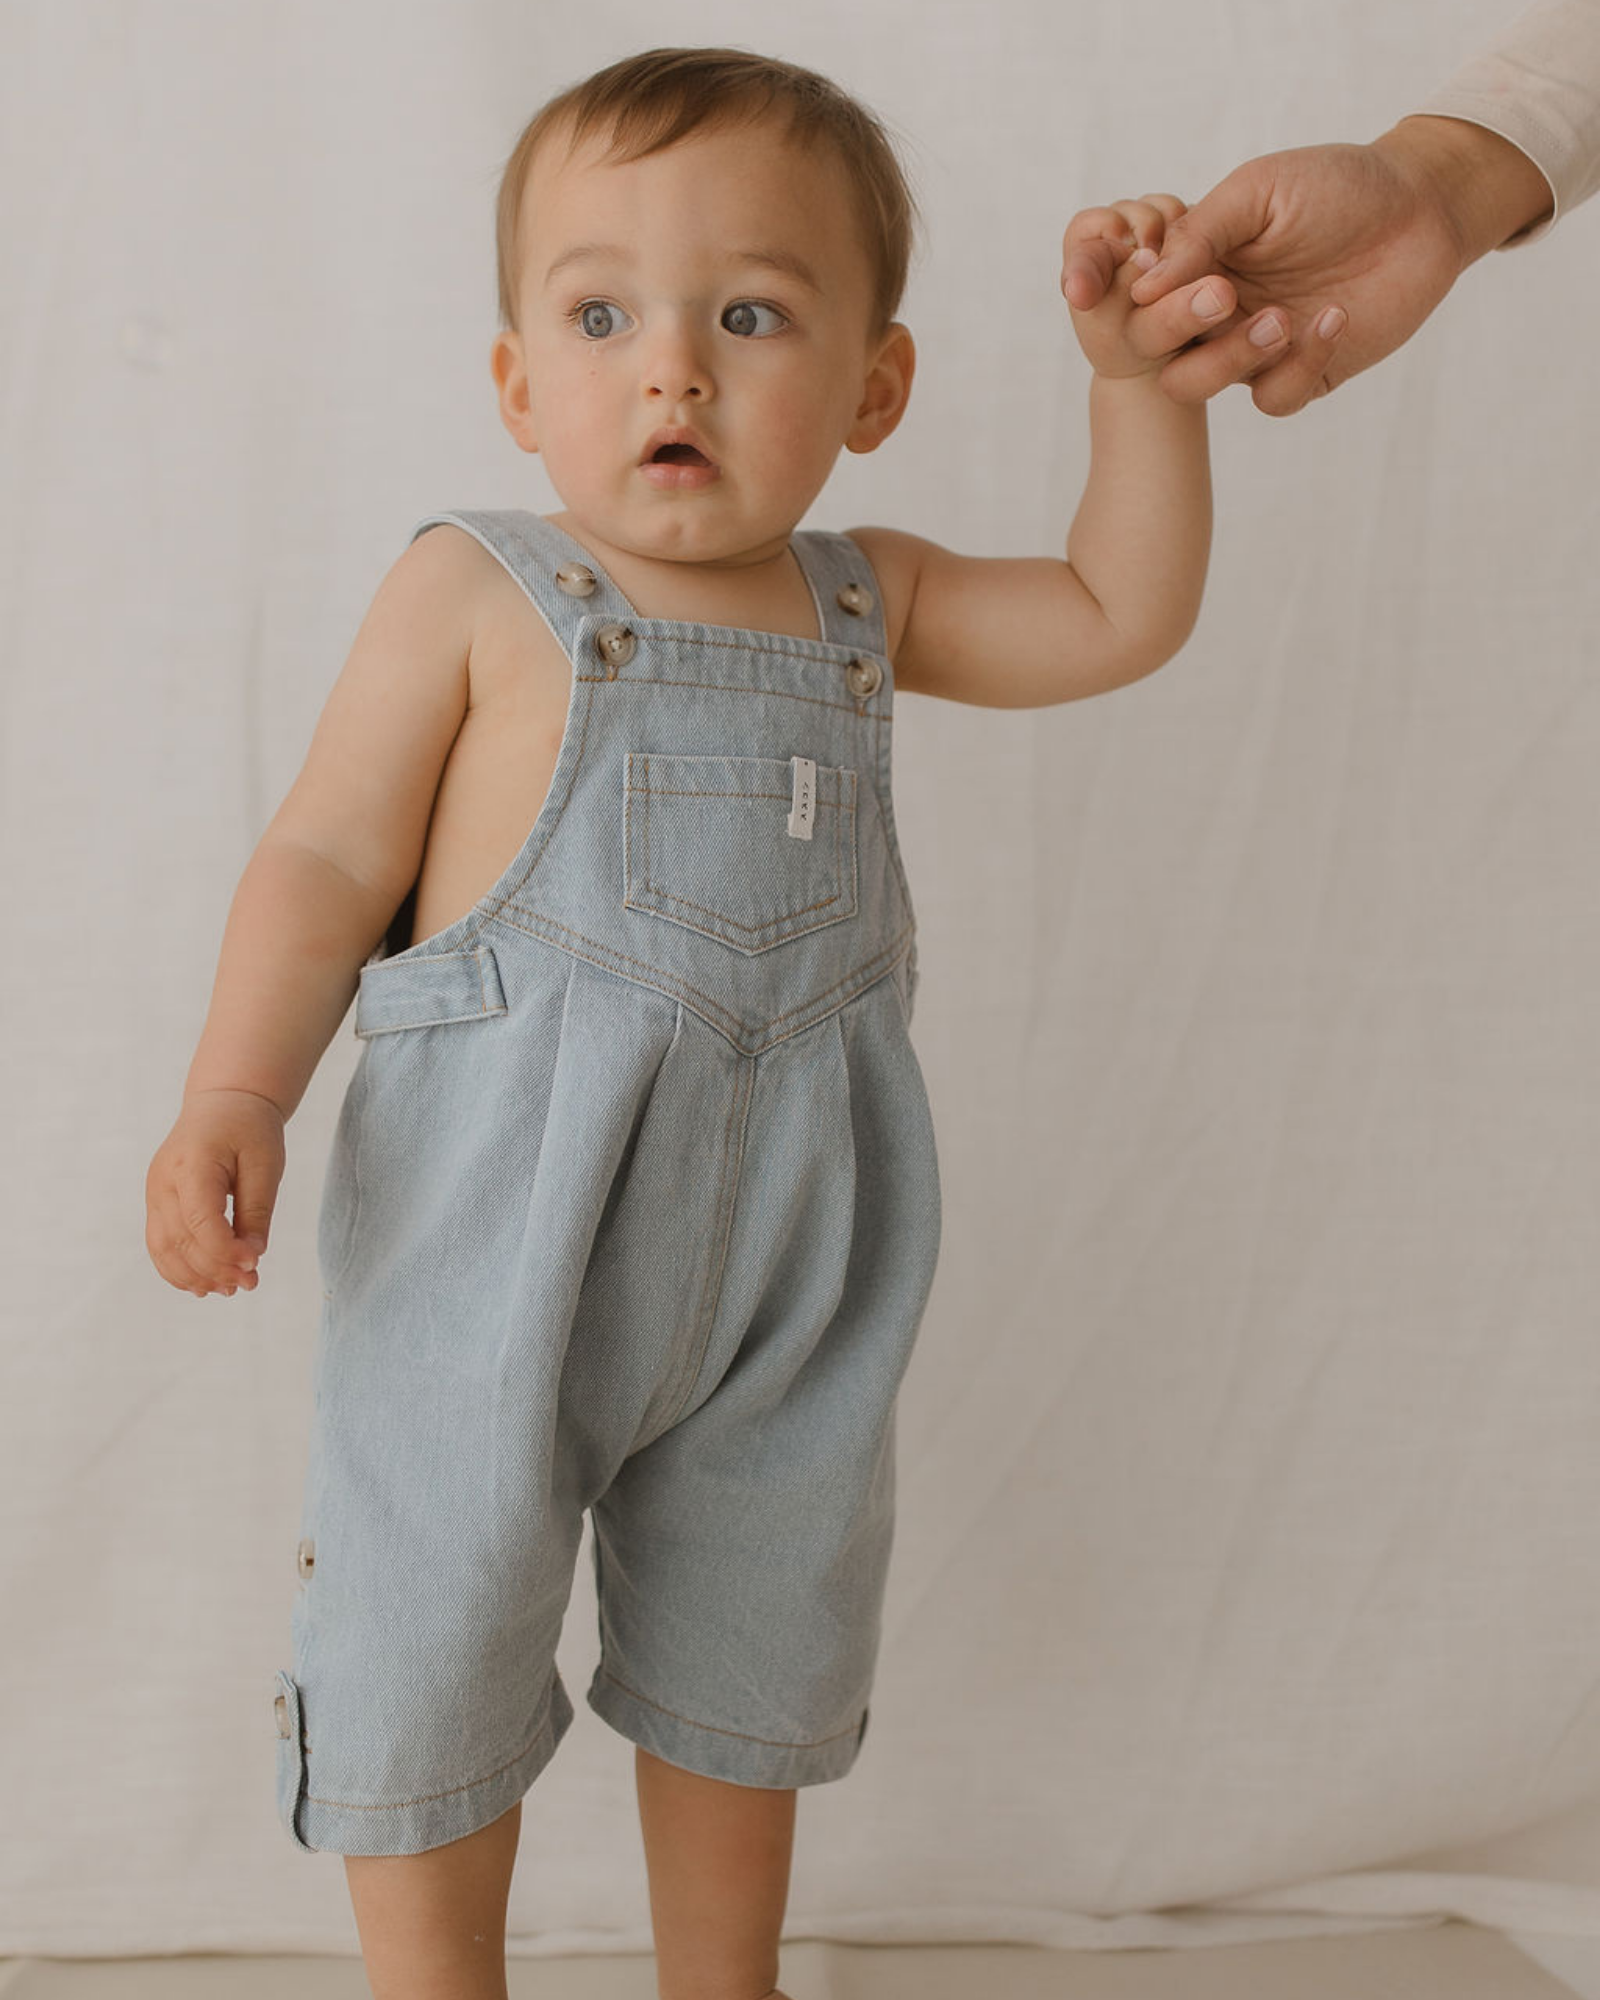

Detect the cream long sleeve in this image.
[1414,0,1600,244]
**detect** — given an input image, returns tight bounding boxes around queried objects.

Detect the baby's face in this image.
[495,118,905,572]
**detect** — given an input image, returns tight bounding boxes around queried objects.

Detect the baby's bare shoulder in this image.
[399,519,576,712]
[264,525,489,901]
[403,520,508,647]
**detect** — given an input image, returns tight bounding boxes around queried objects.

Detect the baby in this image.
[145,45,1230,2000]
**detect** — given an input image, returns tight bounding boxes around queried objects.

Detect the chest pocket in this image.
[623,751,858,955]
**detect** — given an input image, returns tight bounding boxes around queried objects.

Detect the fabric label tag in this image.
[788,755,816,840]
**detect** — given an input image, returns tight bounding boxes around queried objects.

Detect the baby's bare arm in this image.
[146,524,480,1299]
[850,200,1213,710]
[182,841,396,1118]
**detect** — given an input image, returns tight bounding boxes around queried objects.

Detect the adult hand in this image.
[1062,199,1290,381]
[1069,118,1553,416]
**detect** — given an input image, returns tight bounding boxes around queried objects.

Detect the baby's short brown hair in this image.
[494,47,919,339]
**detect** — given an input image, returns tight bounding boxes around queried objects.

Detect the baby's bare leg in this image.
[343,1799,521,2000]
[635,1746,796,2000]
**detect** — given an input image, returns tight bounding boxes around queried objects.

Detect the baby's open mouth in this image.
[650,443,712,466]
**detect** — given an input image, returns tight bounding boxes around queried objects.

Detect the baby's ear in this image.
[489,331,540,454]
[847,322,915,455]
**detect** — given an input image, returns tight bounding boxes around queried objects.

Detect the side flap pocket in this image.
[354,943,507,1039]
[273,1669,317,1852]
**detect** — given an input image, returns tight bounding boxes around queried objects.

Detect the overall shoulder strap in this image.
[790,530,889,657]
[408,509,640,652]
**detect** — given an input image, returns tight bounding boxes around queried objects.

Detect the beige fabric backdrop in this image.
[6,0,1600,1980]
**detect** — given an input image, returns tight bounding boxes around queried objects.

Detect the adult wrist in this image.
[1374,115,1554,268]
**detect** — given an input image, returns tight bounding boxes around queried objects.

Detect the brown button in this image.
[596,623,637,673]
[836,582,873,617]
[845,655,882,698]
[274,1692,292,1739]
[555,562,597,597]
[296,1538,315,1579]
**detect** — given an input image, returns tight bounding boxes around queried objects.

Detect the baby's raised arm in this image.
[851,198,1221,709]
[144,526,478,1299]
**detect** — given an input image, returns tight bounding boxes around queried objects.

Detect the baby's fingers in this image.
[168,1244,233,1300]
[1062,197,1194,313]
[231,1145,279,1263]
[1134,192,1187,229]
[1060,205,1138,309]
[145,1209,239,1298]
[171,1155,258,1290]
[1061,233,1123,311]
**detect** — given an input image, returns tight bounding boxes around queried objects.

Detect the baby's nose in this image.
[643,330,711,402]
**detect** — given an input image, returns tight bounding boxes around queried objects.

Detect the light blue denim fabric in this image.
[272,510,942,1855]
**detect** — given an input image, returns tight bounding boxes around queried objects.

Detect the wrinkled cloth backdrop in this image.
[6,0,1600,1979]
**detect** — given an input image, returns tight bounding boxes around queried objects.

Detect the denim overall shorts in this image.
[272,508,943,1855]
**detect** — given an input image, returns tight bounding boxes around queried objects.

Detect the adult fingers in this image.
[1247,306,1349,414]
[1128,160,1277,304]
[1120,272,1240,360]
[1151,309,1291,402]
[1153,304,1345,411]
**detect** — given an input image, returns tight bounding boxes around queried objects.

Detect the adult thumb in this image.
[1129,161,1275,303]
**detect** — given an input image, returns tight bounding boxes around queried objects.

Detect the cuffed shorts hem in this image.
[276,1666,575,1856]
[585,1660,869,1788]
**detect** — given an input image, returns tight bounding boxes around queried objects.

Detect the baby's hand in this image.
[145,1089,285,1300]
[1061,196,1236,379]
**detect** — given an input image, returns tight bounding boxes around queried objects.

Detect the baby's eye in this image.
[571,300,632,340]
[721,300,787,338]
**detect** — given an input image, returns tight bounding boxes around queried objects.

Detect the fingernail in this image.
[1317,306,1347,339]
[1130,246,1158,272]
[1192,284,1226,320]
[1249,312,1286,347]
[1141,257,1168,285]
